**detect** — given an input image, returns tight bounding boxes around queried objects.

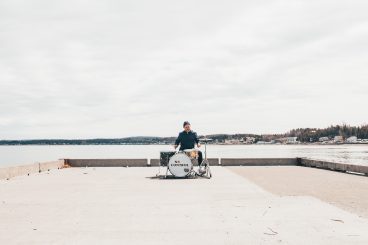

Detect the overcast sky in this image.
[0,0,367,139]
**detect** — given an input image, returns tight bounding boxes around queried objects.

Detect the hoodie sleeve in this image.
[194,132,199,144]
[175,133,181,145]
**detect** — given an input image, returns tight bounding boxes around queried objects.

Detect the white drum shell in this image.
[168,153,193,177]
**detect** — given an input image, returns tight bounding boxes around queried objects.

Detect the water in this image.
[0,144,367,167]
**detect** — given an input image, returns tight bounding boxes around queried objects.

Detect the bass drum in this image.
[168,153,193,177]
[160,151,176,166]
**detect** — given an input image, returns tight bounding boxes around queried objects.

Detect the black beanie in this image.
[183,121,190,127]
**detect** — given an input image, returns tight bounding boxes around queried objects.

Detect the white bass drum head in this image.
[168,153,192,177]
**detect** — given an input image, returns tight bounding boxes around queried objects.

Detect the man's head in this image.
[183,121,191,132]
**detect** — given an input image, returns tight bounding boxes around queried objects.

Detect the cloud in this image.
[0,0,367,139]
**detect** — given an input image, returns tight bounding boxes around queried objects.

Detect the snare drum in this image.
[183,149,199,159]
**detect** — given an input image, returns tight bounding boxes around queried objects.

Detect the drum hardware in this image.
[197,137,212,178]
[156,136,213,179]
[156,151,176,177]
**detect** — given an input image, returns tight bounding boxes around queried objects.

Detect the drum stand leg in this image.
[198,160,211,179]
[156,163,161,177]
[156,163,167,179]
[204,141,212,178]
[191,169,197,178]
[206,164,212,178]
[155,163,169,179]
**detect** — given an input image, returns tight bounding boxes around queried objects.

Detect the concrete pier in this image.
[1,167,367,244]
[0,160,64,180]
[65,158,148,167]
[299,158,368,175]
[220,158,297,166]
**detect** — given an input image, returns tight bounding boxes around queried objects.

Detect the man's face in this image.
[184,124,191,132]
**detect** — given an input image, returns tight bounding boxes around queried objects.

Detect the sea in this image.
[0,144,367,167]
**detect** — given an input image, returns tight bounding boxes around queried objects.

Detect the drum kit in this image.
[157,137,213,179]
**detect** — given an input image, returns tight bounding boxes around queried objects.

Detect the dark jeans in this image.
[198,151,203,166]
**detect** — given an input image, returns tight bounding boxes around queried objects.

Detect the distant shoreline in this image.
[0,143,367,146]
[1,124,367,145]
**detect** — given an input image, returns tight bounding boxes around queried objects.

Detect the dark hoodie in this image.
[175,130,199,151]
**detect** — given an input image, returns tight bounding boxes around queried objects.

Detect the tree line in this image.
[0,124,367,145]
[284,124,368,142]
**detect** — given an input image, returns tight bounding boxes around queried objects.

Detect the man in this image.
[174,121,203,165]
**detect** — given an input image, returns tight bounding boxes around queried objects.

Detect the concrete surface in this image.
[300,158,368,175]
[0,160,64,180]
[221,158,297,166]
[66,159,148,167]
[228,166,368,219]
[1,167,368,244]
[64,157,368,175]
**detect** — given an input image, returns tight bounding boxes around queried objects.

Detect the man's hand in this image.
[197,143,201,148]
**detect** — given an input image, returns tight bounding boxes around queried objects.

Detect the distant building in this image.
[334,136,344,143]
[256,141,267,144]
[224,139,241,144]
[286,137,298,144]
[275,138,286,144]
[346,136,358,143]
[319,137,329,142]
[256,141,274,144]
[244,137,256,144]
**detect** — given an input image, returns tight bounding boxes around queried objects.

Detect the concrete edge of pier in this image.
[1,158,367,180]
[0,160,65,180]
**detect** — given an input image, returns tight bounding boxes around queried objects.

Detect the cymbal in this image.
[199,138,213,142]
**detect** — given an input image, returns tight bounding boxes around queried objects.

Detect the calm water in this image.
[0,144,367,167]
